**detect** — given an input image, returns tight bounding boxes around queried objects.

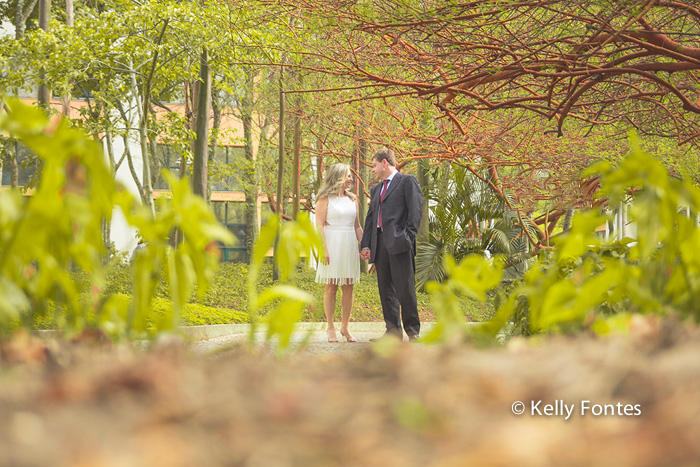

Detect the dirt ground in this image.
[1,316,700,466]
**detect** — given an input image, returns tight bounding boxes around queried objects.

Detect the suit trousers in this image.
[375,229,420,337]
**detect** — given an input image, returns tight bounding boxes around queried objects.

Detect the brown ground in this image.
[1,316,699,466]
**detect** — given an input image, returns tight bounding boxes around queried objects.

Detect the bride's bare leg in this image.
[324,284,339,342]
[339,284,356,342]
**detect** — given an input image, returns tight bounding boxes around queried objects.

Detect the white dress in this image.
[315,196,360,286]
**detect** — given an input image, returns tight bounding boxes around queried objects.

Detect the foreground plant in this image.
[484,134,700,337]
[424,133,700,343]
[247,213,323,354]
[0,99,233,340]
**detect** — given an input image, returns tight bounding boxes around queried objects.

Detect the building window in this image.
[212,201,248,262]
[153,144,183,190]
[210,145,245,192]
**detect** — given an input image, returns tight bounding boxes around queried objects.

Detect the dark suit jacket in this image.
[361,172,423,263]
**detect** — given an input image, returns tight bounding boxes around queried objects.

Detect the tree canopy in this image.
[3,0,700,243]
[286,1,700,144]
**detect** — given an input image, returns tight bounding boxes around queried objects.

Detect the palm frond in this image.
[417,164,535,286]
[482,228,511,255]
[415,241,448,290]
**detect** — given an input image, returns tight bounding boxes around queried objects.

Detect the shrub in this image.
[483,134,700,339]
[100,260,492,325]
[149,296,249,326]
[25,294,249,333]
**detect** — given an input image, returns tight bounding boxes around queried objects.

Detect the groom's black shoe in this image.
[407,334,419,342]
[370,330,403,342]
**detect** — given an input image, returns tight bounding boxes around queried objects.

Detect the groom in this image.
[360,148,423,341]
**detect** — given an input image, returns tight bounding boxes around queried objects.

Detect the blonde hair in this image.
[317,163,357,201]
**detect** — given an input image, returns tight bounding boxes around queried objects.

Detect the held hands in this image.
[324,249,330,265]
[360,248,371,261]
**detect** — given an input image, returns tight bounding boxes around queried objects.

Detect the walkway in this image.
[188,322,438,355]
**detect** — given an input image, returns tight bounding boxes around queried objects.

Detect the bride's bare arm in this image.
[355,199,363,243]
[316,197,330,263]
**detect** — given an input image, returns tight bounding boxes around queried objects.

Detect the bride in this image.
[314,163,363,343]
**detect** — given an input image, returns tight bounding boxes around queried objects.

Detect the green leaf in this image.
[259,285,313,353]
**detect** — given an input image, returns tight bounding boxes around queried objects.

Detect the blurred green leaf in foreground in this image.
[0,98,233,340]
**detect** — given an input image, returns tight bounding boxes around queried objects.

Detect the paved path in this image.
[188,322,437,355]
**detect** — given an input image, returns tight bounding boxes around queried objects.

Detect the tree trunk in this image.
[131,68,154,213]
[275,69,285,219]
[241,68,258,262]
[102,217,111,263]
[11,141,19,189]
[15,0,40,39]
[417,159,430,242]
[562,208,575,231]
[192,48,211,200]
[65,0,73,24]
[11,0,40,189]
[417,112,431,242]
[292,110,301,219]
[182,80,194,180]
[136,20,167,213]
[61,0,73,115]
[315,136,324,194]
[148,135,159,189]
[273,67,285,281]
[105,129,115,174]
[123,134,146,204]
[357,135,369,273]
[211,84,221,157]
[105,126,126,253]
[115,100,148,205]
[37,0,51,109]
[169,81,194,248]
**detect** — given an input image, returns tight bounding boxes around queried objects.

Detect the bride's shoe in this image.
[327,329,339,343]
[340,329,357,343]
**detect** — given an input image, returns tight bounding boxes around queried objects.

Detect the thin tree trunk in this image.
[102,217,111,262]
[123,134,146,204]
[562,208,575,231]
[417,113,431,242]
[211,84,221,157]
[171,81,194,248]
[274,67,285,281]
[105,128,115,174]
[315,136,324,193]
[292,110,301,219]
[65,0,73,24]
[357,135,368,273]
[180,82,191,182]
[115,100,148,205]
[148,133,159,189]
[11,141,19,189]
[192,48,211,200]
[61,0,73,115]
[131,70,154,212]
[12,0,40,189]
[15,0,40,39]
[241,68,258,262]
[417,159,430,242]
[182,80,194,180]
[135,20,167,213]
[275,68,285,219]
[37,0,51,109]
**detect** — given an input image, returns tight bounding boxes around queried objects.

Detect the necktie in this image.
[378,179,389,229]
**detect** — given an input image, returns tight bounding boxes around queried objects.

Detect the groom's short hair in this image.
[373,148,396,167]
